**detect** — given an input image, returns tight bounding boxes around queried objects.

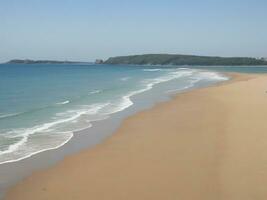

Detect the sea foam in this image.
[0,67,228,165]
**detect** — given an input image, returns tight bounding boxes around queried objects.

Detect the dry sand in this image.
[5,73,267,200]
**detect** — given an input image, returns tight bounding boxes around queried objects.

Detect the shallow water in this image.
[0,63,229,164]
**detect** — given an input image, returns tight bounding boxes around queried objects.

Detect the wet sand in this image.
[5,73,267,200]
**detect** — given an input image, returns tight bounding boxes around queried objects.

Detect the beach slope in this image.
[5,73,267,200]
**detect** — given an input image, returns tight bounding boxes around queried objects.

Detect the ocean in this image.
[0,63,238,165]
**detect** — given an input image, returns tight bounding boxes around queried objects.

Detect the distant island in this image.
[105,54,267,66]
[6,59,88,64]
[6,55,267,66]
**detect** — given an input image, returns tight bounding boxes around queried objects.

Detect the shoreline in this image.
[5,72,267,199]
[0,69,227,198]
[0,68,226,166]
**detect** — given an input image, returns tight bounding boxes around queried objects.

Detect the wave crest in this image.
[56,100,70,105]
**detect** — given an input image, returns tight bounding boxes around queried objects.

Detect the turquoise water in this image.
[189,65,267,73]
[0,64,229,164]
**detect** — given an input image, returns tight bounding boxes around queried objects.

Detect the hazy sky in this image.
[1,0,267,62]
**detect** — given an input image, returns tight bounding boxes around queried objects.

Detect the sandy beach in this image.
[5,73,267,200]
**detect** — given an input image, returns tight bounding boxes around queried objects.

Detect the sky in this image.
[0,0,267,62]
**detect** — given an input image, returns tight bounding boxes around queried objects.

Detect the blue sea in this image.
[0,63,234,164]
